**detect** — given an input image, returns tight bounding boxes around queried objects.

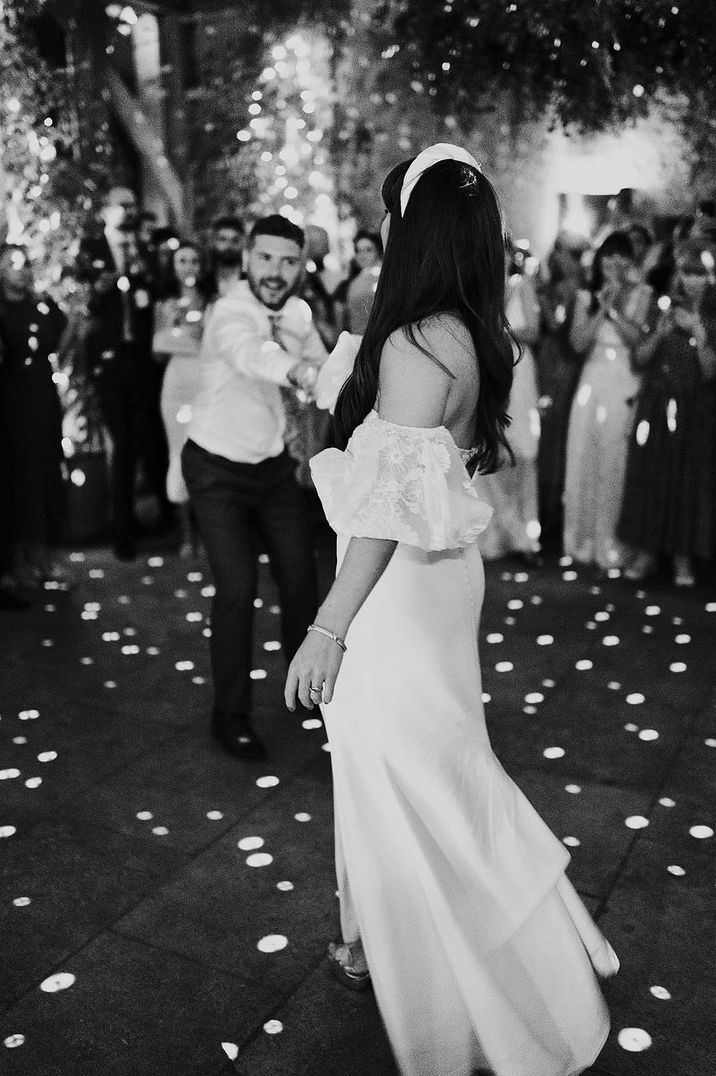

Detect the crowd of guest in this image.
[1,182,715,611]
[528,202,716,587]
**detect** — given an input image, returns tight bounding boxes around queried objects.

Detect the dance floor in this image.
[1,524,714,1076]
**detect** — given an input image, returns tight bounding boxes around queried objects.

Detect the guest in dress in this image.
[285,144,618,1076]
[535,237,583,546]
[476,253,542,563]
[617,239,716,585]
[337,230,383,334]
[563,231,655,573]
[153,242,208,557]
[0,244,67,585]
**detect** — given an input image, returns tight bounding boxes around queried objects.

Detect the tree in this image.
[186,23,337,231]
[170,0,349,228]
[326,0,713,238]
[1,0,115,458]
[0,0,118,268]
[374,0,715,133]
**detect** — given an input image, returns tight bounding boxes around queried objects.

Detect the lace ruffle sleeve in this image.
[310,412,493,550]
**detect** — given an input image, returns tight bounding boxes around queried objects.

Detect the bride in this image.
[285,144,618,1076]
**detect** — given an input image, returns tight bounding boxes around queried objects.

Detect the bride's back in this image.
[378,312,481,449]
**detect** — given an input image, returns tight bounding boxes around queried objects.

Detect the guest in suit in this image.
[146,224,180,301]
[205,215,246,300]
[79,186,172,559]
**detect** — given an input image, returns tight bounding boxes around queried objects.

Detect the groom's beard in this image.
[247,270,296,311]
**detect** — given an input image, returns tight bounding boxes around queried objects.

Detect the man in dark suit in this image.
[79,186,172,559]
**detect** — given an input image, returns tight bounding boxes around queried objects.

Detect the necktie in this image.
[268,313,284,349]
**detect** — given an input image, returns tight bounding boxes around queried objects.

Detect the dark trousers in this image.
[182,439,318,721]
[93,352,170,543]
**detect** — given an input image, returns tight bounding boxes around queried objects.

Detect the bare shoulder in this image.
[380,325,454,386]
[378,323,455,427]
[383,312,471,368]
[377,315,480,428]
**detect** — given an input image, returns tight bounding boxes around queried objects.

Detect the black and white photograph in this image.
[1,2,714,1074]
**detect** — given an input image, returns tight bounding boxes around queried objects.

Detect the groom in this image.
[182,214,326,759]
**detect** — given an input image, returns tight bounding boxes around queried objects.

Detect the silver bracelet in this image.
[307,623,347,652]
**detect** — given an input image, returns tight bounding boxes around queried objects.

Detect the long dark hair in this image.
[164,241,213,302]
[587,231,634,314]
[333,157,515,473]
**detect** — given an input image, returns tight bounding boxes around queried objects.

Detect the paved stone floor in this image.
[1,523,715,1076]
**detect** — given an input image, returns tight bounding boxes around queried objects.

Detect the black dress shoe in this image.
[211,716,266,759]
[112,538,137,561]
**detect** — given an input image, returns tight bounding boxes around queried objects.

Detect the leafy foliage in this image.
[0,0,117,268]
[183,12,338,228]
[376,0,715,134]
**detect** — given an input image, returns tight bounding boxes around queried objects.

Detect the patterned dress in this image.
[563,285,652,569]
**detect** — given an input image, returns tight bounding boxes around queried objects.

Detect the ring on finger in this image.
[309,684,323,696]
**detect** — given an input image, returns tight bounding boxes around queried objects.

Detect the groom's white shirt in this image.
[188,279,326,464]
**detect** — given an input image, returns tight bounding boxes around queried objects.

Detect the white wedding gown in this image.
[310,411,617,1076]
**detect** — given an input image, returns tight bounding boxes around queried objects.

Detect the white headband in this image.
[399,143,481,217]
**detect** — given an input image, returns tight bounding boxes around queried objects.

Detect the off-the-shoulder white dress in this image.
[310,410,618,1076]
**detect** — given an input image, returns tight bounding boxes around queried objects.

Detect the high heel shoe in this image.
[327,939,371,991]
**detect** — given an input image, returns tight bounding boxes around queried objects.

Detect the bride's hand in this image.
[284,631,344,710]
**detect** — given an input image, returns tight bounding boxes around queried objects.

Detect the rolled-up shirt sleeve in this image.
[211,306,296,385]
